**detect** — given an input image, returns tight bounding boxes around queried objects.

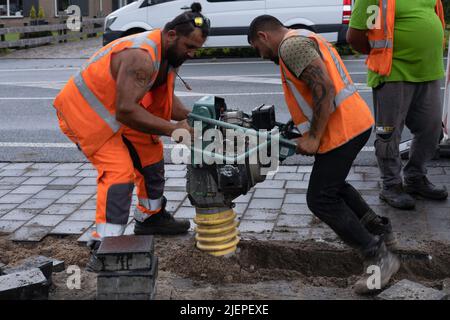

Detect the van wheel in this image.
[123,28,147,37]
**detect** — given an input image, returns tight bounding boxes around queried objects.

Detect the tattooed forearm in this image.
[299,58,335,139]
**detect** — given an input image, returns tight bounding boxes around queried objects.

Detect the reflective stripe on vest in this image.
[73,73,121,133]
[369,39,393,49]
[297,121,311,134]
[73,31,161,135]
[282,30,358,123]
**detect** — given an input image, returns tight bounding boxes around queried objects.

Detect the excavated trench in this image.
[161,238,450,289]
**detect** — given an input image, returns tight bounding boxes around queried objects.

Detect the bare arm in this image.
[171,95,190,121]
[295,58,335,155]
[346,27,371,55]
[301,58,335,141]
[112,49,177,136]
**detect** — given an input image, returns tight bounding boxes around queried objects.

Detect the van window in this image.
[141,0,176,7]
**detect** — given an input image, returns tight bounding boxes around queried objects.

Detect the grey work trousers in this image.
[373,80,443,186]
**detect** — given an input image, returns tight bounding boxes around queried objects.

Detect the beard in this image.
[167,41,187,68]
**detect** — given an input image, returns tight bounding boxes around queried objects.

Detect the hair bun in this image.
[190,2,202,13]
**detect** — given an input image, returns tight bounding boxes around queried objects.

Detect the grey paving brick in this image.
[22,169,53,177]
[165,178,187,187]
[233,203,248,215]
[49,177,82,186]
[50,221,93,235]
[50,169,81,177]
[248,198,283,210]
[66,210,96,221]
[362,195,384,206]
[25,214,67,227]
[165,170,186,178]
[56,193,92,204]
[10,185,46,194]
[77,177,97,186]
[78,163,94,170]
[274,173,305,181]
[181,198,192,207]
[76,170,97,177]
[123,223,135,236]
[281,204,312,215]
[297,166,313,173]
[80,199,97,210]
[277,214,313,228]
[174,207,195,219]
[0,163,8,169]
[234,192,253,203]
[0,193,33,204]
[0,203,17,215]
[0,170,26,177]
[10,226,53,242]
[18,198,55,210]
[0,190,9,198]
[254,180,285,189]
[345,173,365,181]
[2,163,32,170]
[165,165,186,171]
[0,185,14,190]
[378,279,448,300]
[22,177,55,185]
[347,181,380,191]
[164,191,186,201]
[33,189,68,199]
[238,220,274,234]
[41,204,80,215]
[166,201,181,212]
[242,209,279,221]
[354,166,380,174]
[0,177,28,185]
[1,209,40,221]
[253,188,285,199]
[285,180,309,190]
[276,166,298,173]
[0,220,26,233]
[53,163,83,170]
[68,186,97,194]
[30,163,59,170]
[426,167,445,175]
[284,194,307,204]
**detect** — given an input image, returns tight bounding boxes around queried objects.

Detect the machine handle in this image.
[188,113,298,149]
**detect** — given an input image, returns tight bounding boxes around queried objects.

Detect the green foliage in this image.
[29,5,36,19]
[38,6,45,19]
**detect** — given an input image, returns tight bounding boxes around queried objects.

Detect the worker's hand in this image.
[173,120,194,145]
[295,136,320,156]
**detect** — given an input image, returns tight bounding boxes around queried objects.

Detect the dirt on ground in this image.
[1,234,450,300]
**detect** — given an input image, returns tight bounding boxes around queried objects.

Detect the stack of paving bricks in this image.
[0,256,65,300]
[96,235,158,300]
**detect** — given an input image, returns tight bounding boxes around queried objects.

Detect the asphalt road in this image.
[0,54,447,166]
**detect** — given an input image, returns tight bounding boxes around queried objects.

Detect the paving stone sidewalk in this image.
[0,162,449,251]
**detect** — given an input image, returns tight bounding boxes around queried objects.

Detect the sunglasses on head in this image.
[172,16,211,29]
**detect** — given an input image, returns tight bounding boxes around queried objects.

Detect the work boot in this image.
[134,197,190,235]
[361,210,397,250]
[379,183,416,210]
[85,240,103,273]
[353,238,401,295]
[404,176,448,200]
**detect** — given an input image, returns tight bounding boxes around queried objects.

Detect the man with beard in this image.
[247,15,400,294]
[53,3,209,269]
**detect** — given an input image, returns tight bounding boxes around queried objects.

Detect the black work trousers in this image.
[307,129,378,255]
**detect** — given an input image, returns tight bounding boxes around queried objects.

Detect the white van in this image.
[103,0,353,47]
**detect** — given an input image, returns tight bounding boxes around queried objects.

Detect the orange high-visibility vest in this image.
[279,29,374,154]
[53,29,175,157]
[367,0,446,76]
